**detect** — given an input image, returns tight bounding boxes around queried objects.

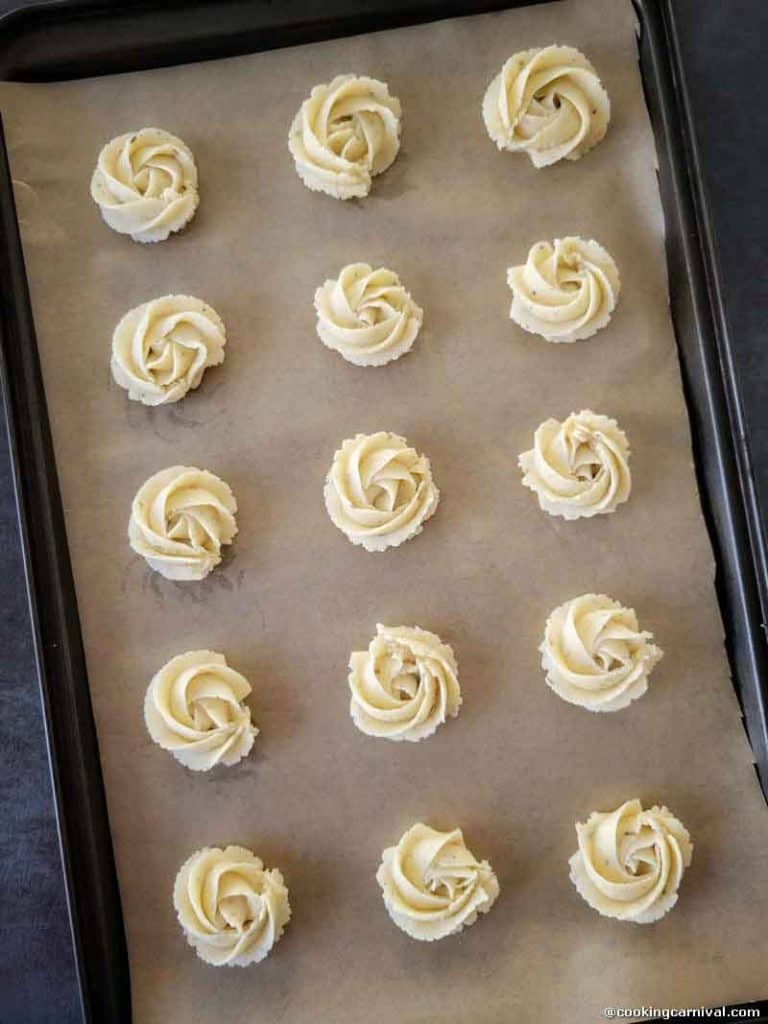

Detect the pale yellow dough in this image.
[324,432,439,551]
[288,74,402,199]
[173,845,290,965]
[541,594,663,711]
[349,625,461,741]
[128,465,237,580]
[569,799,693,923]
[111,294,225,405]
[519,410,631,519]
[314,263,422,366]
[90,127,199,242]
[144,650,257,770]
[377,823,499,941]
[507,237,620,343]
[483,45,610,167]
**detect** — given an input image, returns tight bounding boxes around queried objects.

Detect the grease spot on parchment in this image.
[12,179,67,246]
[121,548,244,604]
[122,374,227,442]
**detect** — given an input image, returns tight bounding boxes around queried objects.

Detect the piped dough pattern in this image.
[111,294,225,405]
[519,410,631,519]
[349,624,461,741]
[541,594,662,711]
[288,75,402,199]
[569,799,693,923]
[174,845,291,965]
[100,42,691,952]
[376,823,499,941]
[144,650,257,770]
[129,465,237,580]
[507,237,620,343]
[90,127,199,242]
[482,45,610,167]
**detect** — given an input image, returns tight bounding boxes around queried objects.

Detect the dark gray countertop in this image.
[0,2,765,1022]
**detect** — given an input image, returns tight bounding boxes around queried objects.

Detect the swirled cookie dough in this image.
[174,845,291,965]
[349,625,461,741]
[144,650,257,769]
[289,75,402,199]
[507,237,620,342]
[519,410,631,519]
[483,45,610,167]
[377,823,499,941]
[314,263,422,366]
[324,432,439,551]
[569,799,693,923]
[541,594,662,711]
[90,128,199,242]
[111,295,225,405]
[129,465,237,580]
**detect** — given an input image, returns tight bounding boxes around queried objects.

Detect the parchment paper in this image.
[3,2,768,1021]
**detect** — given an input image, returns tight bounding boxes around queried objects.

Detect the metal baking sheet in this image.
[0,2,765,1024]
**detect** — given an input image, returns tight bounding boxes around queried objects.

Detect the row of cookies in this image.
[90,45,610,244]
[145,595,662,779]
[108,230,618,409]
[127,406,630,585]
[174,798,692,966]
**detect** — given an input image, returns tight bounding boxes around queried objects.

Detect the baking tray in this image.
[0,2,766,1022]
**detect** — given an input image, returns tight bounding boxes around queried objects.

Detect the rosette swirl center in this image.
[90,127,199,242]
[519,410,631,519]
[483,45,610,167]
[324,432,439,551]
[144,650,258,770]
[129,466,238,580]
[289,75,402,199]
[174,845,291,965]
[569,799,693,923]
[377,823,499,941]
[349,625,461,741]
[541,594,662,711]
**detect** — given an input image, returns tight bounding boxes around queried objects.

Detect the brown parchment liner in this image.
[2,1,767,1020]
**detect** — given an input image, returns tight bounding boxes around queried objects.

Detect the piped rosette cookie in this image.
[541,594,662,711]
[324,432,439,551]
[507,236,620,343]
[519,410,631,519]
[376,823,499,941]
[289,75,401,199]
[90,127,198,242]
[144,650,258,770]
[129,465,237,580]
[111,294,225,405]
[483,45,610,167]
[314,262,422,366]
[569,799,693,923]
[174,845,290,965]
[348,625,461,741]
